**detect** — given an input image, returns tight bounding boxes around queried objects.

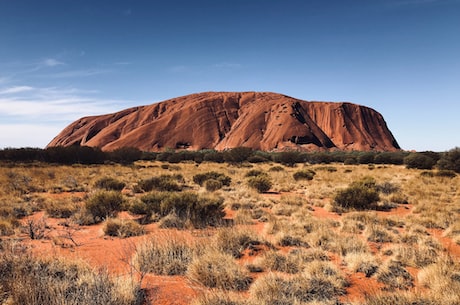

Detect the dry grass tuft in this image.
[133,232,196,275]
[375,260,414,291]
[187,250,252,291]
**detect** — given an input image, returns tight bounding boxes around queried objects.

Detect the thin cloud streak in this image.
[43,69,112,78]
[42,58,65,67]
[0,86,34,95]
[0,86,126,121]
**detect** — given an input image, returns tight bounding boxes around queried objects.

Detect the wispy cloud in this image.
[0,86,34,95]
[0,85,135,148]
[43,68,111,78]
[42,58,65,67]
[0,85,124,121]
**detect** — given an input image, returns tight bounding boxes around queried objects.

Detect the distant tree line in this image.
[1,145,459,173]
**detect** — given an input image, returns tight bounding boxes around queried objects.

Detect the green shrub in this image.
[160,192,225,228]
[204,179,223,192]
[94,177,126,191]
[134,192,225,228]
[85,191,124,222]
[139,192,169,215]
[293,169,316,181]
[247,176,272,193]
[137,174,183,192]
[334,178,380,210]
[437,147,460,173]
[404,153,436,170]
[223,147,253,163]
[273,151,302,166]
[193,172,231,187]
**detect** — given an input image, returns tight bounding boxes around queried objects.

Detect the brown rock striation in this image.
[47,92,400,151]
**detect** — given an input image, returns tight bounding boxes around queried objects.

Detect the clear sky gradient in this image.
[1,0,459,151]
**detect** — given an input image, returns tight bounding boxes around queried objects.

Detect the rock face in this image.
[47,92,400,152]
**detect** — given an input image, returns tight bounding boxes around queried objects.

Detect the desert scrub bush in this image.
[375,260,414,291]
[0,249,143,305]
[268,165,284,172]
[44,199,78,218]
[213,228,264,258]
[437,147,460,173]
[272,203,298,216]
[344,252,380,277]
[0,217,19,236]
[435,169,457,178]
[275,232,309,247]
[187,250,252,291]
[193,171,231,187]
[85,191,124,223]
[135,191,225,228]
[133,233,197,275]
[204,179,223,192]
[404,152,437,169]
[94,177,126,191]
[389,192,409,204]
[365,223,395,243]
[260,249,309,274]
[293,169,316,181]
[390,243,439,268]
[158,212,185,229]
[244,169,266,177]
[333,177,380,210]
[159,192,225,228]
[103,218,145,237]
[247,175,272,193]
[314,165,337,172]
[334,235,370,256]
[376,181,400,195]
[249,261,347,304]
[137,174,183,192]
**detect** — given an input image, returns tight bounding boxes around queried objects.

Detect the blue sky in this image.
[1,0,459,151]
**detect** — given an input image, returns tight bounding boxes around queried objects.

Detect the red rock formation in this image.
[47,92,400,151]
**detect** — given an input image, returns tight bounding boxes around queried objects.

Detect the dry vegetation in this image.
[0,158,459,305]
